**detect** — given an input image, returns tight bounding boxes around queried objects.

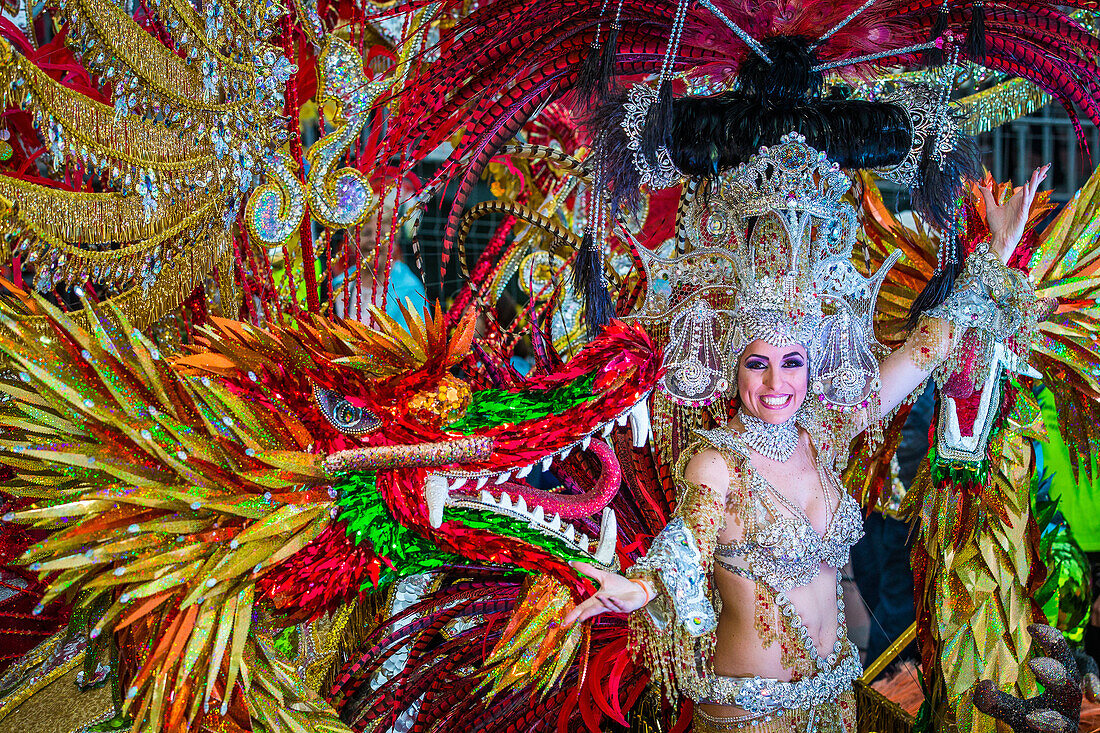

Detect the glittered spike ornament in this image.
[0,298,339,733]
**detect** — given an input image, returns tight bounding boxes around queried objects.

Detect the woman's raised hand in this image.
[561,561,652,627]
[979,164,1050,263]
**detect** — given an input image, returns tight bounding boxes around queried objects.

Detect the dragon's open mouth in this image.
[938,343,1039,462]
[422,396,652,568]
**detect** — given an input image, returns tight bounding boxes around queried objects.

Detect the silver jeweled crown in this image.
[631,132,901,412]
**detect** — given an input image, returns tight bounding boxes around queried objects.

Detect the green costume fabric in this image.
[1037,386,1100,552]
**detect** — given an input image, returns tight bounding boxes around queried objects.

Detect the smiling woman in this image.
[737,343,809,427]
[563,131,1050,732]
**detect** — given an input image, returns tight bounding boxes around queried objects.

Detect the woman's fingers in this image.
[571,561,607,585]
[562,596,600,627]
[1027,164,1050,198]
[978,183,997,212]
[563,594,615,627]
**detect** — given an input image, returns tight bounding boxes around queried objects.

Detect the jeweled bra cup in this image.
[698,426,864,593]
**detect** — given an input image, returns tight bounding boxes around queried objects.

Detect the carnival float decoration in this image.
[2,0,1100,730]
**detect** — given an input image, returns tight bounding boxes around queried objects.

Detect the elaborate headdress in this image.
[632,133,901,452]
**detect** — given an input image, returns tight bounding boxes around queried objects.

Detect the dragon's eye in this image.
[313,385,382,434]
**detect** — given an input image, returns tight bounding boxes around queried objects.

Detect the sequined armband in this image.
[625,478,726,701]
[628,517,717,637]
[906,316,953,372]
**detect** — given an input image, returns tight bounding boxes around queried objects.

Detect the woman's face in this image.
[737,340,809,425]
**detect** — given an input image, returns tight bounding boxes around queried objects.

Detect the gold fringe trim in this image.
[695,691,857,733]
[64,0,217,106]
[854,680,914,733]
[0,176,217,245]
[628,476,726,703]
[150,0,254,74]
[4,229,229,333]
[319,589,388,695]
[0,39,214,170]
[958,79,1050,136]
[0,197,221,290]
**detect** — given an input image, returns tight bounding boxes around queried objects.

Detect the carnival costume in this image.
[613,130,902,732]
[5,0,1100,729]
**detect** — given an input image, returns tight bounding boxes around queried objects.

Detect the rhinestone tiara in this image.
[630,132,901,411]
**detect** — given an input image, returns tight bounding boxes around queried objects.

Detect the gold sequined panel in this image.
[0,651,114,733]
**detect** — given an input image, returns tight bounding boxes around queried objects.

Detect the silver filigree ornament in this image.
[661,300,730,405]
[874,84,960,187]
[621,83,683,190]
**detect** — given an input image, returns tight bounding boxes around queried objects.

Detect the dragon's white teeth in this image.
[499,491,512,509]
[479,489,496,504]
[600,421,614,438]
[516,495,528,513]
[448,477,468,492]
[594,507,617,565]
[532,505,545,521]
[548,513,562,531]
[629,399,652,448]
[578,532,589,548]
[494,472,511,485]
[541,456,554,471]
[581,436,591,451]
[424,474,449,529]
[616,412,630,427]
[559,445,573,460]
[476,476,489,489]
[516,464,533,479]
[564,524,576,542]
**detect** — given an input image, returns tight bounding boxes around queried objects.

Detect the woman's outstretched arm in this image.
[562,448,730,627]
[874,165,1049,420]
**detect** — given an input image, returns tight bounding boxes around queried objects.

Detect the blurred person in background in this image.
[328,183,426,328]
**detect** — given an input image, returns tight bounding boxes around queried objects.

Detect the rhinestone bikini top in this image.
[695,427,864,592]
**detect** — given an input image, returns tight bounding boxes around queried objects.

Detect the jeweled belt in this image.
[704,643,861,713]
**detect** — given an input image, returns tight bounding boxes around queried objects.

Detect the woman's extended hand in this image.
[561,561,652,627]
[979,164,1049,263]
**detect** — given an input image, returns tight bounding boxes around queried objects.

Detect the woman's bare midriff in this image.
[696,512,842,719]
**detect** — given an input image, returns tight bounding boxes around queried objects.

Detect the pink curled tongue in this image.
[491,438,621,519]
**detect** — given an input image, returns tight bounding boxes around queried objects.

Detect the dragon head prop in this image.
[0,296,659,730]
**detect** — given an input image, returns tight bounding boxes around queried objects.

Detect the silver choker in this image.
[737,410,799,462]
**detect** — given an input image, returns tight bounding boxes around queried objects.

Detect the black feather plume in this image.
[640,80,674,166]
[667,95,913,174]
[598,22,619,95]
[925,11,948,66]
[966,0,987,62]
[909,113,980,233]
[575,39,607,107]
[583,89,641,214]
[906,236,964,330]
[573,232,614,338]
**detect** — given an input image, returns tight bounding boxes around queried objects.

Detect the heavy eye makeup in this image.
[743,352,805,370]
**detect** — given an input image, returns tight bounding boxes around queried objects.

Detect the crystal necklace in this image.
[737,410,799,462]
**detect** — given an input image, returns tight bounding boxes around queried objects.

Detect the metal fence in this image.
[982,105,1099,205]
